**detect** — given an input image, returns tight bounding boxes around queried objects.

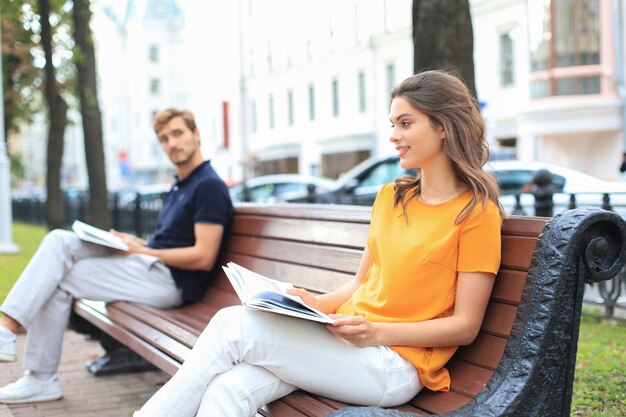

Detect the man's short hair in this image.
[153,108,197,135]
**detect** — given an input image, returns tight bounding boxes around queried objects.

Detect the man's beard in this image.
[170,149,196,166]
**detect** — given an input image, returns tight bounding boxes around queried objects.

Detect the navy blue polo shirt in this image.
[148,161,233,303]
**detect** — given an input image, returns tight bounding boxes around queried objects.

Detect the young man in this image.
[0,108,233,404]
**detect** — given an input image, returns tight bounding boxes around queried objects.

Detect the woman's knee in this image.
[43,229,75,245]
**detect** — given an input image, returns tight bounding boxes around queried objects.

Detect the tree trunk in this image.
[412,0,476,97]
[3,53,19,148]
[38,0,68,230]
[72,0,111,229]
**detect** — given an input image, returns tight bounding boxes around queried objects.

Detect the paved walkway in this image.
[0,330,168,417]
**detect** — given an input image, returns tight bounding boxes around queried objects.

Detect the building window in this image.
[150,78,160,95]
[500,32,515,86]
[386,63,395,94]
[358,71,366,112]
[555,75,600,95]
[332,78,339,117]
[287,89,294,126]
[149,45,158,62]
[268,95,275,129]
[528,0,601,97]
[308,84,315,121]
[251,100,257,133]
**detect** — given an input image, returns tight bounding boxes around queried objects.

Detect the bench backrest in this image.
[196,204,547,414]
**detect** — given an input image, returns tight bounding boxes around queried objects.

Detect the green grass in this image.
[572,316,626,417]
[0,222,48,304]
[0,222,625,416]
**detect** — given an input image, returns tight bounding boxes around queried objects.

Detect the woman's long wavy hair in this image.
[391,70,504,224]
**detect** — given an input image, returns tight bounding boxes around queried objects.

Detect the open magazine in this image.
[71,220,129,251]
[222,262,333,324]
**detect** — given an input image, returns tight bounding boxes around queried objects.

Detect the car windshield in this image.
[493,170,566,195]
[359,159,409,187]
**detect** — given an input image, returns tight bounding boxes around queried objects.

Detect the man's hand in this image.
[326,314,379,347]
[109,229,148,254]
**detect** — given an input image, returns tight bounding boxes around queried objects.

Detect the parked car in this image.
[486,160,626,217]
[289,155,416,205]
[290,149,516,206]
[114,183,173,209]
[229,174,336,203]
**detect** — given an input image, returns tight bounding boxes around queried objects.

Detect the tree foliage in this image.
[412,0,476,97]
[1,0,40,145]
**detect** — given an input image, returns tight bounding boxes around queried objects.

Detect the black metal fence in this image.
[12,191,164,240]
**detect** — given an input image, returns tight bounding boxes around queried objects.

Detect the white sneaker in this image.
[0,372,63,404]
[0,335,16,362]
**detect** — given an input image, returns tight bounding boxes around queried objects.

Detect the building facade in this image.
[13,0,626,191]
[473,0,626,181]
[197,0,626,182]
[94,0,189,189]
[233,0,413,180]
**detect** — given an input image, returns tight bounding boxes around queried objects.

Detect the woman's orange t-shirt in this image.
[335,183,502,392]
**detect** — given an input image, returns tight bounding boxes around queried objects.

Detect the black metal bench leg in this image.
[68,310,158,376]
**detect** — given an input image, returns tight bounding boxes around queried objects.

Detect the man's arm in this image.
[113,223,224,271]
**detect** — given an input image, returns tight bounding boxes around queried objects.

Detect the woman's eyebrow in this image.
[390,113,412,122]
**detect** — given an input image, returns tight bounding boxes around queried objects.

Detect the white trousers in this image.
[0,229,182,373]
[137,306,422,417]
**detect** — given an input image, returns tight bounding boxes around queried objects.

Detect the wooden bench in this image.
[73,204,626,417]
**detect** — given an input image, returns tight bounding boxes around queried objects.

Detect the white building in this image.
[13,0,626,190]
[213,0,415,180]
[93,0,190,189]
[473,0,626,181]
[190,0,626,182]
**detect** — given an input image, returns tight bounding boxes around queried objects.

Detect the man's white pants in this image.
[137,306,422,417]
[0,229,182,373]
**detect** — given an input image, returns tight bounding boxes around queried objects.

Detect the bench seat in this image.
[74,204,626,417]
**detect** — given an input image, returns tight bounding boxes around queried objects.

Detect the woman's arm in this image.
[327,271,495,347]
[288,248,371,315]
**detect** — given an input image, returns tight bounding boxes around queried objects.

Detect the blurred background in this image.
[2,0,626,223]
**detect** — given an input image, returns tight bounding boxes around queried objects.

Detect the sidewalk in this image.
[0,330,168,417]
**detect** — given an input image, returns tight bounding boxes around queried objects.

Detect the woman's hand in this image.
[326,314,378,347]
[286,288,319,309]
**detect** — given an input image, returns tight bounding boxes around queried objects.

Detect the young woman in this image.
[135,70,503,417]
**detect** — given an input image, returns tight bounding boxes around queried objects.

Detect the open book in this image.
[71,220,129,251]
[223,262,333,324]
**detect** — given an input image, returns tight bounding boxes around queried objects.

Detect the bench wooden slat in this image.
[447,360,494,396]
[109,302,199,347]
[74,300,181,375]
[280,391,340,416]
[501,215,548,237]
[231,216,368,249]
[411,389,472,414]
[226,235,364,274]
[106,305,192,362]
[481,302,518,338]
[390,404,428,415]
[500,235,538,271]
[262,400,311,417]
[492,269,527,305]
[234,204,372,223]
[455,333,508,371]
